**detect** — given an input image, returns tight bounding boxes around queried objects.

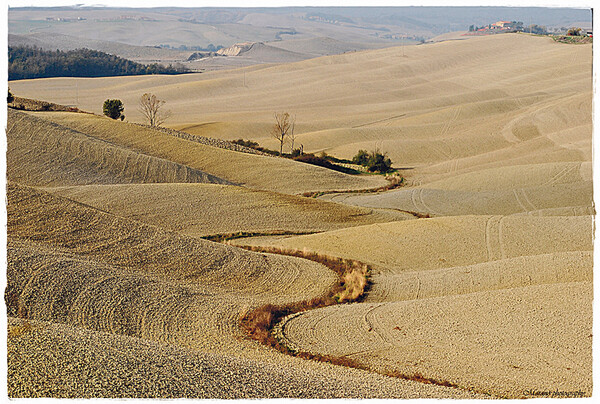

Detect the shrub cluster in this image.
[232,139,359,174]
[232,138,259,148]
[232,139,279,156]
[8,95,83,112]
[352,149,393,173]
[292,154,359,174]
[351,149,369,166]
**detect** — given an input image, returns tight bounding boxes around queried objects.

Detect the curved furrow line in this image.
[518,189,538,214]
[497,216,507,261]
[484,216,501,262]
[512,189,529,213]
[542,162,578,186]
[364,303,398,346]
[418,188,439,216]
[410,188,422,213]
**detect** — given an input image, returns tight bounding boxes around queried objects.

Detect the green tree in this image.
[352,149,393,173]
[103,99,124,120]
[366,151,393,173]
[527,24,548,35]
[352,149,369,165]
[8,46,188,80]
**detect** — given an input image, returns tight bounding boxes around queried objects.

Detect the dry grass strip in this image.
[239,246,370,365]
[202,230,318,243]
[8,96,90,113]
[301,174,404,198]
[393,209,432,219]
[237,245,473,393]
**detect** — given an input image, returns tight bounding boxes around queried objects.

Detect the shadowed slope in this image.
[244,215,593,271]
[30,111,388,194]
[6,182,334,295]
[6,181,336,360]
[6,235,334,354]
[7,109,229,187]
[48,183,411,237]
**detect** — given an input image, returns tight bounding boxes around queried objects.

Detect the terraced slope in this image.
[9,34,591,164]
[366,251,592,302]
[245,215,593,271]
[6,182,338,353]
[28,111,387,194]
[6,183,481,399]
[237,214,593,397]
[7,32,592,399]
[48,183,411,237]
[322,162,593,217]
[6,109,229,187]
[7,183,335,298]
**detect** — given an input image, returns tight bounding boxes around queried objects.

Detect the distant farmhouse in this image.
[466,20,592,38]
[466,20,523,35]
[492,21,514,29]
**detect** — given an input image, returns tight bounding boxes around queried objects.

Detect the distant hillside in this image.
[9,6,591,46]
[8,33,191,63]
[267,37,391,57]
[8,46,188,80]
[226,42,307,63]
[189,42,308,71]
[8,7,590,73]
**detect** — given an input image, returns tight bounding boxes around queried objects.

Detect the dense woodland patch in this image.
[8,46,188,80]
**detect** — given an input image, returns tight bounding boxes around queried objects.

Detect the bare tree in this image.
[271,112,295,156]
[288,118,298,152]
[138,93,171,127]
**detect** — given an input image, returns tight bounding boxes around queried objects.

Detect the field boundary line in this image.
[230,245,494,397]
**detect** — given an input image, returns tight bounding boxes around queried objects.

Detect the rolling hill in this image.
[6,30,592,398]
[8,33,190,63]
[10,34,591,165]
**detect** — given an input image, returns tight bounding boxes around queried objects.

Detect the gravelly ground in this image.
[7,317,486,398]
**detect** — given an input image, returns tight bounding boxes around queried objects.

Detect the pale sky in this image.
[6,1,595,8]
